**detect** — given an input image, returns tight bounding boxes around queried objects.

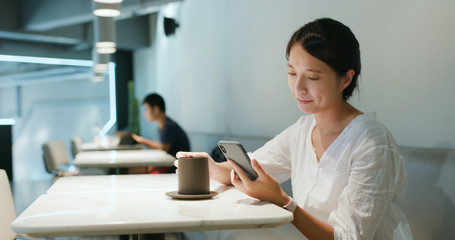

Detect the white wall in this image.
[134,0,455,150]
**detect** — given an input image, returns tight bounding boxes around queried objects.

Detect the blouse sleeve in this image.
[328,145,403,239]
[249,118,303,184]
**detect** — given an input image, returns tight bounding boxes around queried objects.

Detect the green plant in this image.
[127,80,140,134]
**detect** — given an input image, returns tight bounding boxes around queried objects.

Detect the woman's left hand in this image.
[228,158,290,207]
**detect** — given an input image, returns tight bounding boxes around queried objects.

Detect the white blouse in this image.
[250,113,413,239]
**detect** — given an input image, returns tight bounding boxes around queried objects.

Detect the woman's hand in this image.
[229,158,290,207]
[175,151,232,185]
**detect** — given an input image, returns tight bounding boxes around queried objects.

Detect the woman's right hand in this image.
[175,151,232,185]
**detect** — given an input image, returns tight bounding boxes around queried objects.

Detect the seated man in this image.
[131,93,190,173]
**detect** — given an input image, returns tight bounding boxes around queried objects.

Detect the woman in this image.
[177,18,412,239]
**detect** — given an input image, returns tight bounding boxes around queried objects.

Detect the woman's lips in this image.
[297,98,312,104]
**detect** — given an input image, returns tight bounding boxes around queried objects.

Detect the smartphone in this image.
[218,141,258,180]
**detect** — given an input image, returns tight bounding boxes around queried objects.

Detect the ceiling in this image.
[0,0,180,85]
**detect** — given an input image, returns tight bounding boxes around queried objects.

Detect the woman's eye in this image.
[308,76,319,80]
[288,72,296,76]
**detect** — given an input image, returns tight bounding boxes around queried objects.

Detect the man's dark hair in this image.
[143,93,166,112]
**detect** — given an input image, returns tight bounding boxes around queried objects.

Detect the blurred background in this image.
[0,0,454,183]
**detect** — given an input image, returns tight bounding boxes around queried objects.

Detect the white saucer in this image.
[165,191,218,200]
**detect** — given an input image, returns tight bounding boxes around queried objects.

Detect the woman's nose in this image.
[295,76,308,94]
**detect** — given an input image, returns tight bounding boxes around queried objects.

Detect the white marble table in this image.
[73,149,176,168]
[79,142,143,151]
[46,174,199,193]
[12,174,293,238]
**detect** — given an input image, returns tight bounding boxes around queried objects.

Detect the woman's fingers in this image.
[230,169,243,189]
[175,151,208,158]
[230,169,236,183]
[175,152,211,171]
[250,159,266,175]
[227,159,252,183]
[176,151,191,158]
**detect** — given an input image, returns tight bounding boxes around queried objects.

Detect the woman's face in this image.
[287,43,346,114]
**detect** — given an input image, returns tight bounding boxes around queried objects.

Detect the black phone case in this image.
[218,141,258,180]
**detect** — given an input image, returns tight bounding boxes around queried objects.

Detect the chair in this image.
[0,169,17,240]
[42,141,79,177]
[70,136,83,158]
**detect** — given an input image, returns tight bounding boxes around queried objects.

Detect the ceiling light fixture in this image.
[96,47,116,54]
[92,72,105,82]
[94,0,123,3]
[93,2,121,17]
[93,49,110,73]
[94,16,116,54]
[0,54,92,67]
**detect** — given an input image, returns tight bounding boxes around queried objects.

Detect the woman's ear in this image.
[341,69,355,90]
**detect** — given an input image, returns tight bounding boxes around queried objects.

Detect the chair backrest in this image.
[42,141,70,173]
[70,136,82,158]
[0,169,17,240]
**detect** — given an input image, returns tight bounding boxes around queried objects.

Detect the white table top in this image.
[79,143,143,151]
[47,174,216,193]
[73,149,176,168]
[12,174,293,238]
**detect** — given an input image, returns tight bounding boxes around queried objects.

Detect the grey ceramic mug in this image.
[178,157,210,195]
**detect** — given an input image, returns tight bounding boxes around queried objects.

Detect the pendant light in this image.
[93,48,110,74]
[94,16,116,54]
[93,2,121,17]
